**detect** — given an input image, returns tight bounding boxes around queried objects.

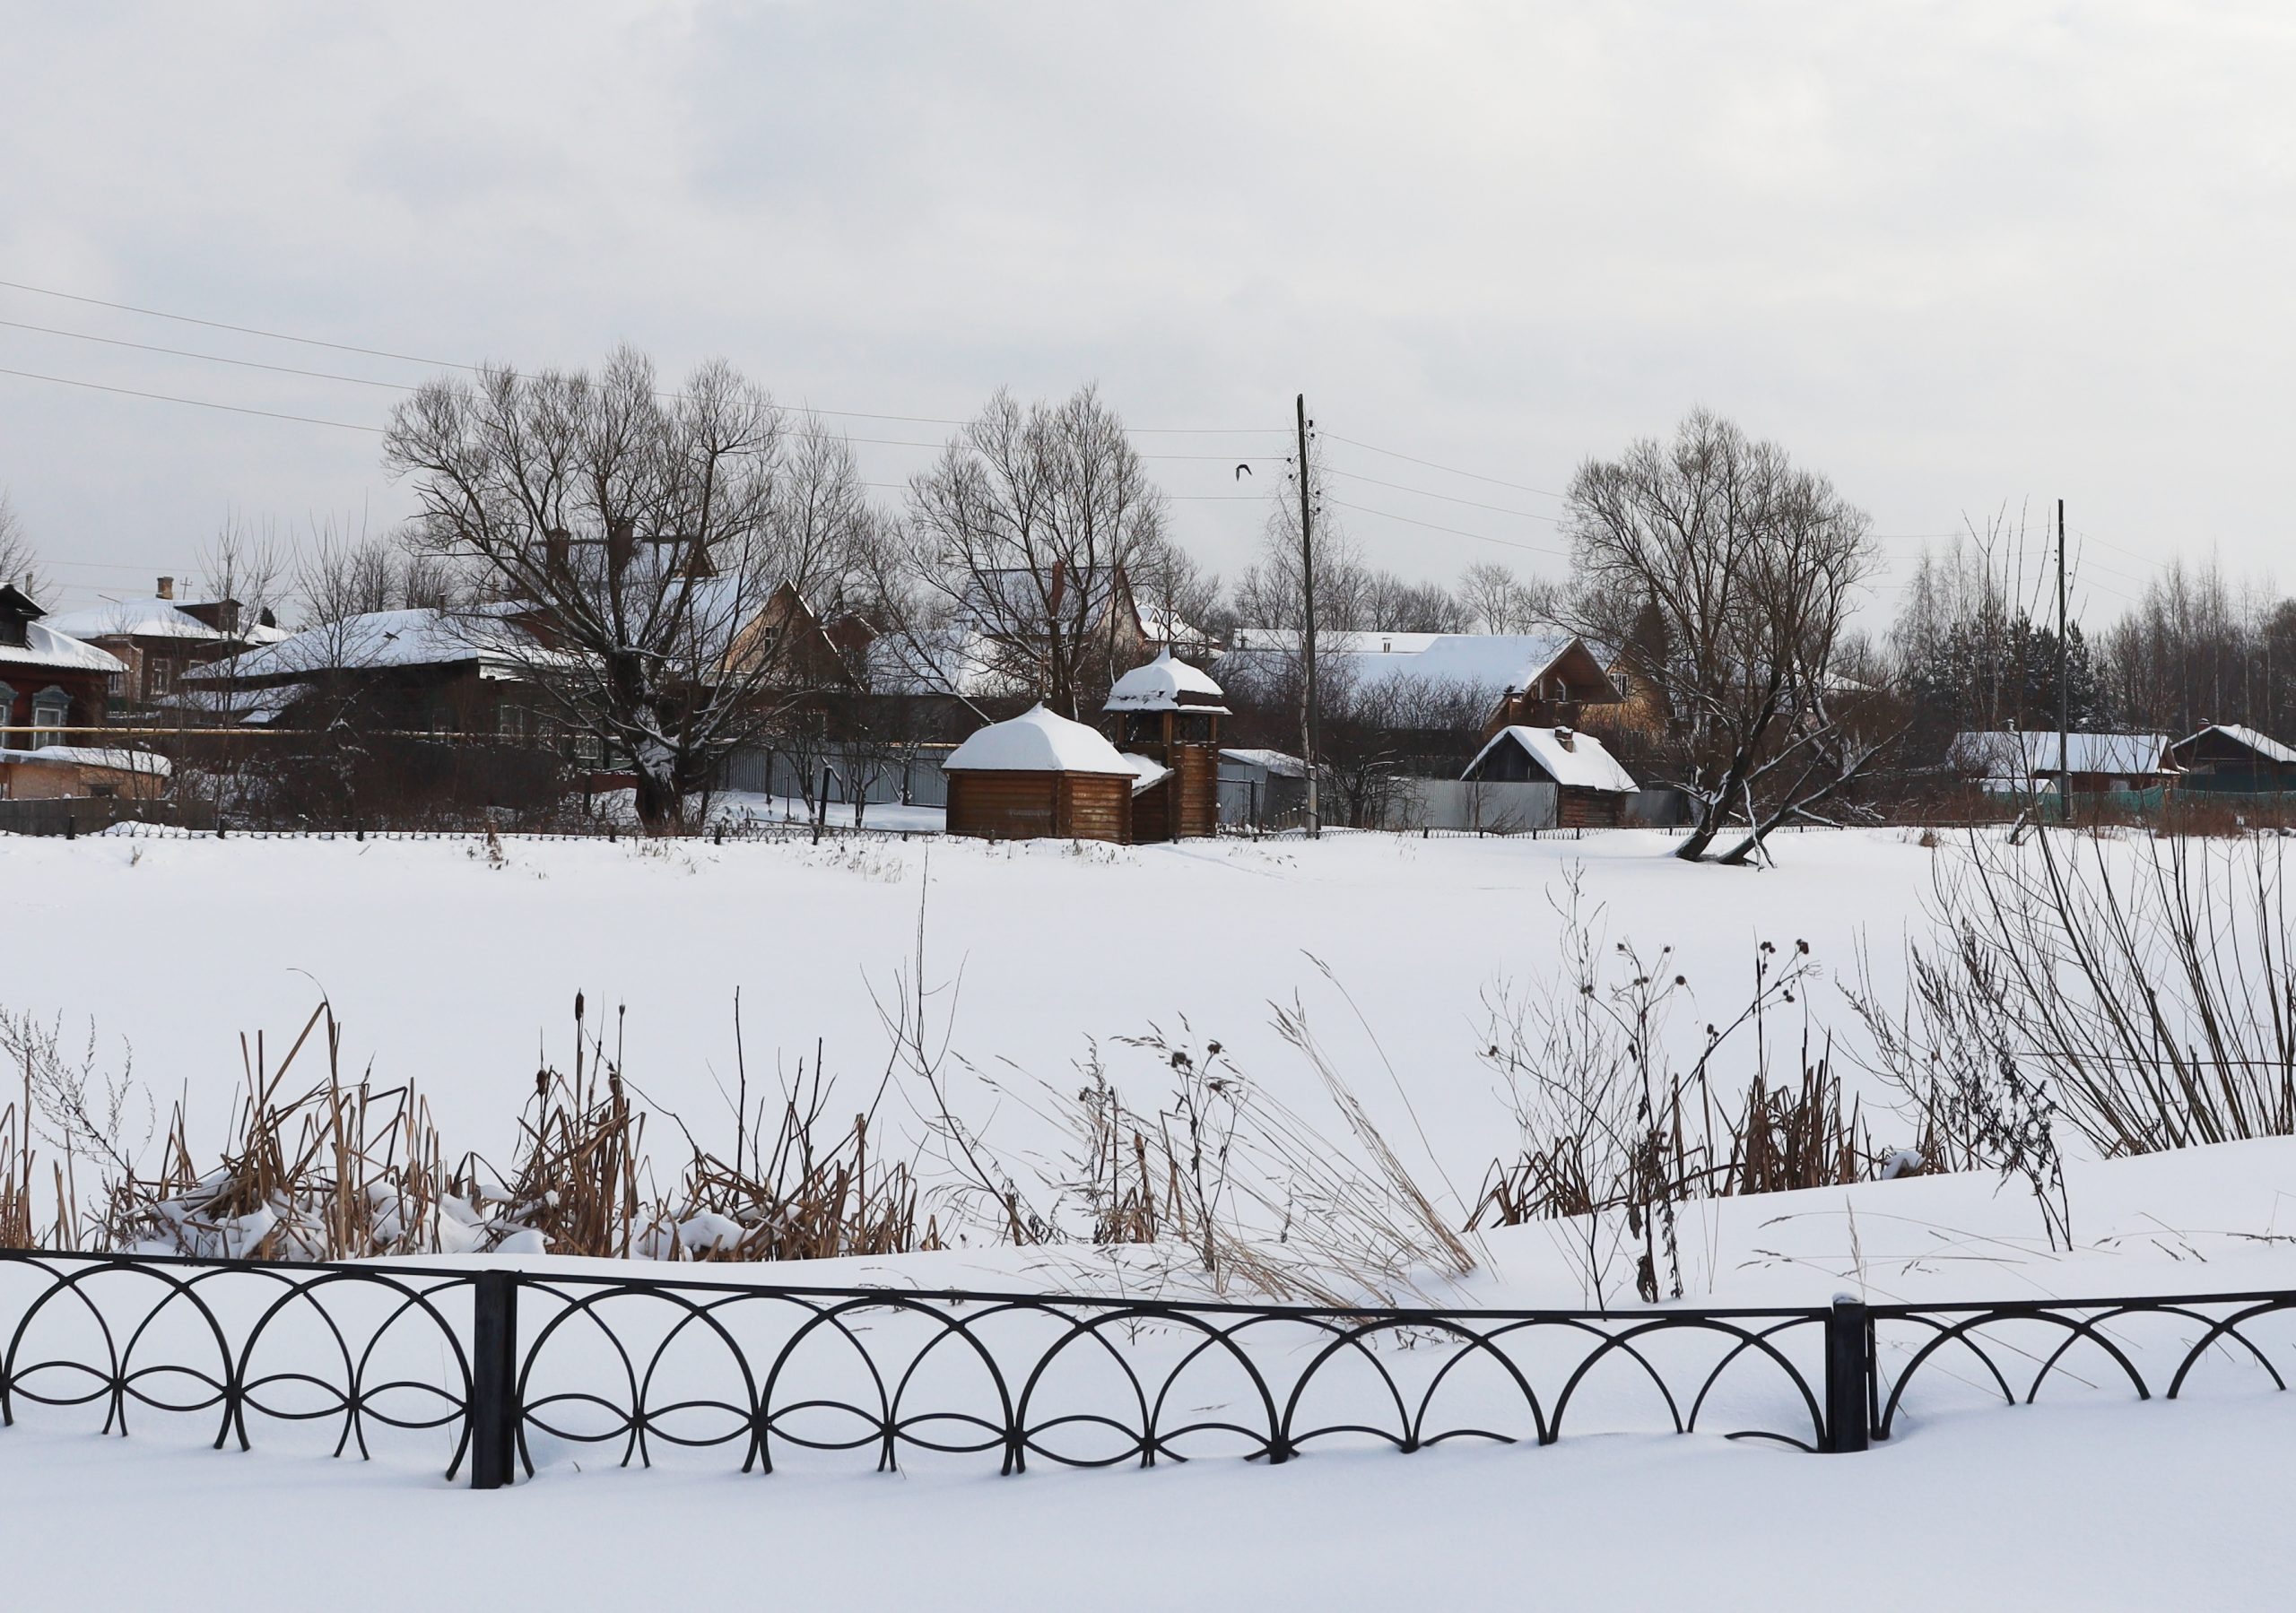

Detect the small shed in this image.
[1463,724,1638,828]
[0,745,171,802]
[943,704,1138,842]
[2169,724,2296,794]
[1104,650,1228,841]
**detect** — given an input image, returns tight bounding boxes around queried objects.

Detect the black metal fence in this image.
[3,1250,2290,1488]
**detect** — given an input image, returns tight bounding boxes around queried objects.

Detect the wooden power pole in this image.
[1296,392,1320,837]
[2057,498,2070,823]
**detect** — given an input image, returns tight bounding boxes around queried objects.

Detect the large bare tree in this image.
[1563,411,1883,863]
[384,347,872,830]
[887,386,1169,719]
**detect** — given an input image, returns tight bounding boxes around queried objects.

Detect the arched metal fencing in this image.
[4,1250,2291,1487]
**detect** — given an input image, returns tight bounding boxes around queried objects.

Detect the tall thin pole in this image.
[2057,498,2070,822]
[1297,392,1320,837]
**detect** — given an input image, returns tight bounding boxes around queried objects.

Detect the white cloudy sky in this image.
[2,1,2291,627]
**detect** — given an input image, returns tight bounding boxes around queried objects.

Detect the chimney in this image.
[1553,725,1576,750]
[545,526,571,575]
[156,576,175,600]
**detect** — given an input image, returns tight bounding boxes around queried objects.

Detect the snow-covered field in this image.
[11,826,1936,1206]
[7,826,2296,1609]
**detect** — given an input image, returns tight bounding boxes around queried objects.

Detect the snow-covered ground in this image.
[9,826,1936,1205]
[6,827,2296,1608]
[4,1394,2284,1612]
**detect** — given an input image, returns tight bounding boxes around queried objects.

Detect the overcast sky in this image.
[3,1,2290,629]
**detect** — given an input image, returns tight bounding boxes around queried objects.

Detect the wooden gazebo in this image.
[1104,650,1228,841]
[942,704,1138,842]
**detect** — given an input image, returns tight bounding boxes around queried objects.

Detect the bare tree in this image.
[196,515,291,635]
[1562,411,1883,863]
[888,386,1170,720]
[384,346,873,830]
[1459,560,1552,635]
[0,490,43,601]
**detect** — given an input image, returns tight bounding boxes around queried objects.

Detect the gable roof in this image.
[1464,724,1639,792]
[2173,724,2296,767]
[0,620,127,677]
[1949,731,2178,776]
[182,607,555,686]
[1220,630,1620,703]
[42,597,230,644]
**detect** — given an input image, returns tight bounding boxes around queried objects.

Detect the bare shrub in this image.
[1469,877,1873,1302]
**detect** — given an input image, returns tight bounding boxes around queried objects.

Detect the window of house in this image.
[30,687,70,748]
[0,681,15,741]
[146,657,174,699]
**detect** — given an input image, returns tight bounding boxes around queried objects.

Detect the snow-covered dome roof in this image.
[944,703,1137,776]
[1103,648,1229,714]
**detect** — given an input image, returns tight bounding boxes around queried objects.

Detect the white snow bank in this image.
[0,744,172,775]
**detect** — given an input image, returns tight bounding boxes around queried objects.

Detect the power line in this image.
[1322,431,1568,500]
[0,275,1283,439]
[1325,497,1566,559]
[0,317,417,389]
[1320,465,1564,524]
[0,364,385,433]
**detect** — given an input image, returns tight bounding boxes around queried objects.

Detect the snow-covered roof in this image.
[183,608,549,685]
[2175,724,2296,767]
[1948,731,2177,777]
[1219,747,1309,778]
[0,745,171,776]
[1220,630,1615,702]
[0,620,127,676]
[1103,649,1229,714]
[943,704,1137,776]
[1464,725,1639,792]
[40,598,228,644]
[1118,752,1174,793]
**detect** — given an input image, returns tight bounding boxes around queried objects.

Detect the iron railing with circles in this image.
[3,1249,2291,1487]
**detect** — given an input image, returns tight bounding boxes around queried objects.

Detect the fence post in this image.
[1822,1294,1870,1453]
[469,1270,520,1489]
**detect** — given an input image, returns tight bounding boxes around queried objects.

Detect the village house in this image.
[1460,723,1641,828]
[40,577,262,709]
[173,606,561,737]
[1949,730,2181,798]
[2168,724,2296,794]
[0,585,122,748]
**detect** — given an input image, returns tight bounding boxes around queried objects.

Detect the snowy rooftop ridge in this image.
[1949,730,2178,776]
[1465,724,1639,792]
[0,745,171,775]
[40,598,229,643]
[0,620,127,676]
[943,703,1137,776]
[1103,648,1229,714]
[2177,723,2296,767]
[184,607,554,684]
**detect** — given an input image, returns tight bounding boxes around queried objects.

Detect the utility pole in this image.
[2057,498,2070,824]
[1296,392,1320,837]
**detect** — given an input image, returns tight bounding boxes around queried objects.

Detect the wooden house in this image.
[1948,731,2179,798]
[943,704,1139,842]
[43,578,238,708]
[1462,724,1639,828]
[0,585,123,746]
[2169,724,2296,794]
[1103,650,1226,841]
